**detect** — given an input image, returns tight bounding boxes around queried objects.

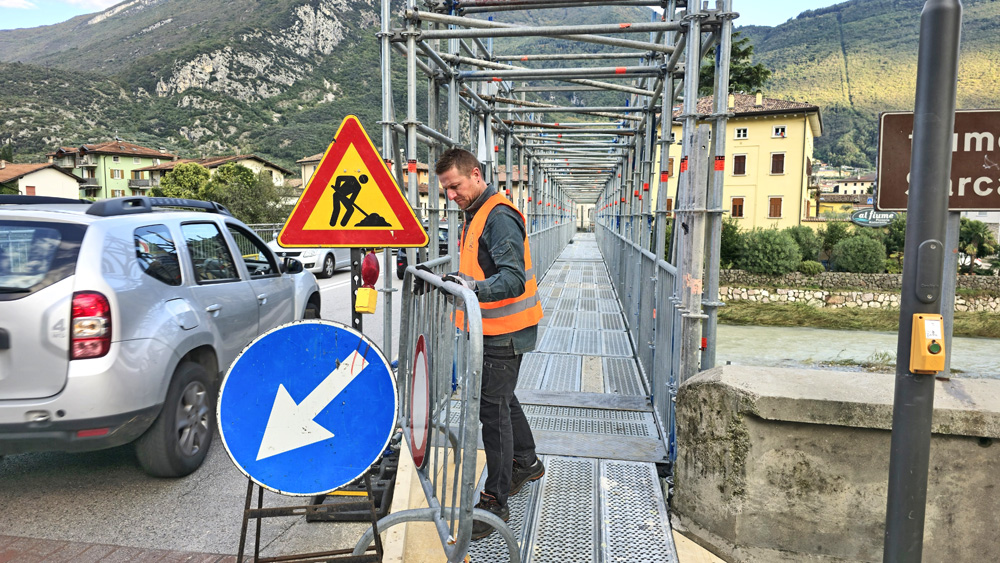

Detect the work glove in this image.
[441,274,477,298]
[412,264,434,296]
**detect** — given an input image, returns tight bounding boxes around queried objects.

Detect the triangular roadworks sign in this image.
[278,115,428,248]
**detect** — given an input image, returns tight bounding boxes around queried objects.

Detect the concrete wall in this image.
[719,286,1000,312]
[721,269,1000,292]
[673,366,1000,562]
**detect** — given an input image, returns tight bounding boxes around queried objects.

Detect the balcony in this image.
[128,179,152,189]
[80,177,100,187]
[76,157,98,168]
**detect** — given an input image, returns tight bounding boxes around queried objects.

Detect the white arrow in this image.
[256,350,368,461]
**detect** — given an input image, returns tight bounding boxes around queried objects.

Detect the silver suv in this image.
[0,196,321,477]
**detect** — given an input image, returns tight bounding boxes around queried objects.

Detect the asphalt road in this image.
[0,261,408,558]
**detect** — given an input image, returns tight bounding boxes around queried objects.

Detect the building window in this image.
[768,197,783,218]
[110,169,124,179]
[773,125,786,138]
[132,170,145,180]
[133,157,140,164]
[111,189,125,197]
[770,153,785,175]
[153,158,160,166]
[735,128,748,140]
[25,186,36,196]
[731,197,744,218]
[112,155,120,163]
[733,154,747,176]
[667,157,674,179]
[665,197,673,218]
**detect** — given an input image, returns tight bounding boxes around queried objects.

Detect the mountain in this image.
[739,0,1000,168]
[1,0,997,171]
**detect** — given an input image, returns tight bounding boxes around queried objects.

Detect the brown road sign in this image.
[877,110,1000,211]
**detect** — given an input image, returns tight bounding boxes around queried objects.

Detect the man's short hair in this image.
[435,148,482,177]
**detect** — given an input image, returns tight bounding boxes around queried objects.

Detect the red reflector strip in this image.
[661,172,669,182]
[714,156,725,171]
[407,159,417,173]
[619,23,631,29]
[643,182,649,191]
[634,190,639,197]
[521,56,528,61]
[621,197,626,203]
[77,428,110,438]
[680,157,688,173]
[492,77,502,82]
[615,67,627,74]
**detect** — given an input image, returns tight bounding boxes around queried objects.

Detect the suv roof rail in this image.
[86,196,233,217]
[0,195,92,205]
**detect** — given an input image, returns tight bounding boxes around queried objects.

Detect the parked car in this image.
[396,224,453,279]
[267,237,350,279]
[0,195,321,477]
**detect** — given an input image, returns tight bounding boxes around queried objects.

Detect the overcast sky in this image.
[0,0,845,31]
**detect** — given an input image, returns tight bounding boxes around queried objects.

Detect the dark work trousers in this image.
[480,343,537,507]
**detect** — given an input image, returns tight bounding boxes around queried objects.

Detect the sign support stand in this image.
[939,212,960,379]
[351,248,364,333]
[235,472,384,563]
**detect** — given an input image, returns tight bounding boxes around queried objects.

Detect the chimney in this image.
[727,94,735,109]
[754,91,763,107]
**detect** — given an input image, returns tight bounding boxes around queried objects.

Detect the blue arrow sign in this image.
[217,320,397,496]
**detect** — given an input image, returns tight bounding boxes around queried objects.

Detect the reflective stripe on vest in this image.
[455,193,543,335]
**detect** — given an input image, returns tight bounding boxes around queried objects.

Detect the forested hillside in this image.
[741,0,1000,167]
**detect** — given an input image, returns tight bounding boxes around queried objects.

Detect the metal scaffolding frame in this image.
[372,1,734,559]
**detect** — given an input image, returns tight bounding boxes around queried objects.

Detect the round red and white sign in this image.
[409,334,430,468]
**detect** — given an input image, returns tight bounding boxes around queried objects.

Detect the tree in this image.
[699,32,772,96]
[719,217,741,268]
[203,163,290,224]
[155,162,210,199]
[0,141,13,163]
[959,218,999,274]
[884,213,907,259]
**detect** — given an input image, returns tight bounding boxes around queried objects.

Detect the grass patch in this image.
[718,301,1000,339]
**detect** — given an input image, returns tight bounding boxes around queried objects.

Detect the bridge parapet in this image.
[673,366,1000,562]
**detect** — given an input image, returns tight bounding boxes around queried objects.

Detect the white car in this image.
[267,238,350,279]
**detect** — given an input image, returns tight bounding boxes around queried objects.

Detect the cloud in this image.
[62,0,123,8]
[0,0,38,8]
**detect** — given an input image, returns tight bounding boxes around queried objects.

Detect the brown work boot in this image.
[471,492,510,541]
[510,457,545,495]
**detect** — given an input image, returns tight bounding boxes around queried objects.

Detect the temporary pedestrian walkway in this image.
[382,232,684,563]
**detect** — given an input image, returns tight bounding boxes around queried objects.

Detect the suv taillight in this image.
[71,291,111,360]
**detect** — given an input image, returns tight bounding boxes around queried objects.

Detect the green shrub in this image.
[720,217,742,268]
[737,228,801,275]
[885,256,904,274]
[831,235,887,273]
[784,225,822,261]
[799,260,825,275]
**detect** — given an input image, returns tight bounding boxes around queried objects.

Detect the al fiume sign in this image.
[876,110,1000,211]
[851,208,897,227]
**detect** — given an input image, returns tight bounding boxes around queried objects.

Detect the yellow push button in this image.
[909,314,946,375]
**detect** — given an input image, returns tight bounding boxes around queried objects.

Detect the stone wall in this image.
[673,366,1000,562]
[720,269,1000,292]
[719,286,1000,312]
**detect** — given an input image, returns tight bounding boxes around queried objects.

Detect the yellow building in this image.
[656,93,822,229]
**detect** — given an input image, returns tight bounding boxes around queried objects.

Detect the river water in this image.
[715,325,999,379]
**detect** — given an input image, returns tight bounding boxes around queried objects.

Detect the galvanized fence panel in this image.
[0,229,34,271]
[380,265,491,562]
[595,223,680,464]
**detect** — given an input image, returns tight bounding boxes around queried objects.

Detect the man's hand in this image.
[441,274,476,295]
[412,264,433,295]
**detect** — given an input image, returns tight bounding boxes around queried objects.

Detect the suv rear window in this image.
[0,220,86,299]
[182,222,239,284]
[135,225,181,286]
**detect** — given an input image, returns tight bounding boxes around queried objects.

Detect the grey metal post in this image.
[701,0,734,370]
[884,1,962,560]
[679,125,710,383]
[448,33,461,273]
[380,0,396,356]
[405,4,421,275]
[940,212,960,378]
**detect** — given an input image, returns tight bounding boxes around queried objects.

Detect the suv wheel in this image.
[135,361,215,477]
[320,254,336,278]
[304,295,321,319]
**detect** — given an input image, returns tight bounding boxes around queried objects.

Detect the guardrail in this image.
[596,222,681,462]
[528,221,575,276]
[353,264,519,562]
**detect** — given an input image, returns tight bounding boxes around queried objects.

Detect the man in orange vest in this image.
[436,148,545,540]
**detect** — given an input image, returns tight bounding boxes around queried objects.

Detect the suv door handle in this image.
[257,293,268,305]
[205,304,222,313]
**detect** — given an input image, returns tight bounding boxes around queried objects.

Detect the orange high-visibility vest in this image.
[455,193,543,335]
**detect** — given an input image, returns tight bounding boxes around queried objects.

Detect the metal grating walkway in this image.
[465,233,676,562]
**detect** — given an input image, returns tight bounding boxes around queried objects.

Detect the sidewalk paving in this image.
[0,534,241,563]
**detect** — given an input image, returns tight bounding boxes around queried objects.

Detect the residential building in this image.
[0,161,82,198]
[831,172,876,195]
[655,93,823,229]
[47,140,177,199]
[138,155,292,187]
